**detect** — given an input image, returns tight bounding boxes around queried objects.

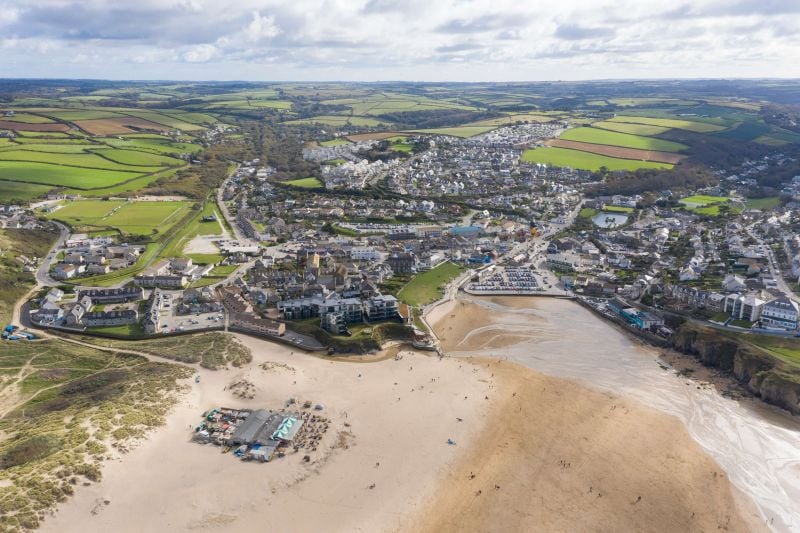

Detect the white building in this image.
[760,295,800,331]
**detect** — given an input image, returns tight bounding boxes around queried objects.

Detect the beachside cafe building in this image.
[228,410,304,462]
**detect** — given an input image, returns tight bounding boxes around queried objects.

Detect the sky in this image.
[0,0,798,81]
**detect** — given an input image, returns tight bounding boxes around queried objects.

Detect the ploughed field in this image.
[521,147,673,171]
[546,139,686,165]
[0,106,213,200]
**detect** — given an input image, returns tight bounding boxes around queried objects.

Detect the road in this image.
[744,224,799,303]
[216,164,257,245]
[35,221,70,287]
[10,221,70,327]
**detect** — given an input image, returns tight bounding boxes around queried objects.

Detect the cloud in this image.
[243,12,281,42]
[0,0,796,80]
[554,23,615,41]
[183,44,219,63]
[437,14,529,34]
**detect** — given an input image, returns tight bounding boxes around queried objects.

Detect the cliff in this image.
[672,324,800,415]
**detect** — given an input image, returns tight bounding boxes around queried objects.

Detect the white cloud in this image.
[0,0,797,79]
[0,4,19,25]
[182,44,218,63]
[243,11,280,42]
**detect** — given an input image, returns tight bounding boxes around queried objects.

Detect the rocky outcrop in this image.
[672,324,800,415]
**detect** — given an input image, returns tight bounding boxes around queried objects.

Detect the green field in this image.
[602,205,635,213]
[89,148,184,167]
[321,92,476,116]
[398,262,465,306]
[405,126,495,138]
[608,116,726,133]
[102,201,191,235]
[521,147,672,171]
[0,143,99,154]
[387,136,414,152]
[560,127,687,152]
[744,197,781,210]
[48,200,190,236]
[679,195,731,207]
[0,161,146,188]
[103,137,202,155]
[0,113,54,124]
[0,150,163,172]
[63,168,179,198]
[46,200,126,225]
[0,180,53,201]
[679,195,733,216]
[284,176,324,188]
[467,113,554,127]
[283,115,385,127]
[44,109,123,120]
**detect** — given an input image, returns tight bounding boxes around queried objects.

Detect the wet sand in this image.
[410,358,763,533]
[431,295,800,531]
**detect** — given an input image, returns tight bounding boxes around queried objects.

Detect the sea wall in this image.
[672,324,800,415]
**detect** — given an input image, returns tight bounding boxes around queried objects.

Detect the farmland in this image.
[283,115,385,127]
[0,121,197,194]
[0,162,146,189]
[0,121,70,132]
[321,92,476,116]
[46,200,191,236]
[607,116,726,133]
[0,150,163,172]
[546,139,685,165]
[590,121,673,136]
[521,147,673,171]
[405,126,495,138]
[559,127,687,152]
[0,180,53,202]
[74,117,172,136]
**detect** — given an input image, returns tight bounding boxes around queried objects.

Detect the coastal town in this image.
[5,131,800,355]
[1,75,800,533]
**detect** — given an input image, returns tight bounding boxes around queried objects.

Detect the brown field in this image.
[346,131,403,141]
[0,121,70,132]
[546,139,687,164]
[74,117,167,136]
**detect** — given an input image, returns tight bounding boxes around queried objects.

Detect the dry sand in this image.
[41,299,768,532]
[42,335,495,533]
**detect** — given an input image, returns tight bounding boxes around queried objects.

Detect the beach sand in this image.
[41,301,767,532]
[408,358,764,533]
[42,335,495,533]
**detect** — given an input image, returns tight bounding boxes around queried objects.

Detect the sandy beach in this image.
[37,294,788,532]
[42,335,496,532]
[409,358,763,533]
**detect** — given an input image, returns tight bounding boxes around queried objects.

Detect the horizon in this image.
[1,76,799,83]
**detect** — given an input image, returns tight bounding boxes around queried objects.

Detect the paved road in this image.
[35,221,70,287]
[216,164,257,246]
[745,224,798,303]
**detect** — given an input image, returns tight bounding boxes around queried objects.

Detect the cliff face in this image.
[672,324,800,415]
